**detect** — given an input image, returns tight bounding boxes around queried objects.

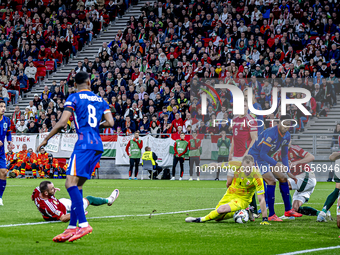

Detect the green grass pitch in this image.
[0,179,340,255]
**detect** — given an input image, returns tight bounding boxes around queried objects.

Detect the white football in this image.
[233,209,249,224]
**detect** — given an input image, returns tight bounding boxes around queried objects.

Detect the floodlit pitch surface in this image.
[0,179,339,255]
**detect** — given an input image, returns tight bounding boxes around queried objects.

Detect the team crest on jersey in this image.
[290,153,294,159]
[266,137,272,143]
[53,200,58,205]
[282,140,287,145]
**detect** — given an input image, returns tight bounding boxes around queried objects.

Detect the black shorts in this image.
[217,156,228,163]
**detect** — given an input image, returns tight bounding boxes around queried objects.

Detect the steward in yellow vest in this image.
[142,146,163,179]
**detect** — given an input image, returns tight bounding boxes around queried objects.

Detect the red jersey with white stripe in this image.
[273,145,310,175]
[232,114,257,157]
[31,187,66,221]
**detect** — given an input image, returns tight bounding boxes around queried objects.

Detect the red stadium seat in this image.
[45,60,55,77]
[45,60,55,71]
[35,67,47,84]
[33,61,45,67]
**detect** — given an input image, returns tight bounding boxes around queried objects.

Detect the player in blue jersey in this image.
[37,72,115,242]
[248,115,302,221]
[0,100,12,206]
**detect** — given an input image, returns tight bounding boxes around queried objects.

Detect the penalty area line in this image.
[0,208,214,228]
[276,245,340,255]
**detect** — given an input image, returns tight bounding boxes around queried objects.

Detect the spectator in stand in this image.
[11,106,21,131]
[40,94,54,111]
[27,120,39,133]
[51,86,64,101]
[124,102,143,123]
[33,94,41,108]
[27,101,37,117]
[24,61,37,89]
[331,122,340,148]
[58,36,71,64]
[17,70,28,91]
[6,76,19,104]
[171,112,183,133]
[75,61,87,73]
[122,115,136,134]
[16,120,28,134]
[0,84,9,106]
[48,119,57,131]
[85,19,94,43]
[41,86,51,99]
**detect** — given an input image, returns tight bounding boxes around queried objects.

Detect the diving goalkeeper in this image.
[185,155,269,225]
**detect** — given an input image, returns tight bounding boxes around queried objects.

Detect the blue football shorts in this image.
[66,149,102,179]
[253,157,271,175]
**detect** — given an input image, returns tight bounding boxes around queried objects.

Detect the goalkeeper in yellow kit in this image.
[185,155,270,225]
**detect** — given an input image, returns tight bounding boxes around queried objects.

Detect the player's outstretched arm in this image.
[297,152,315,164]
[244,131,257,156]
[99,111,114,129]
[36,111,72,152]
[329,152,340,161]
[258,194,270,225]
[59,213,71,223]
[287,172,298,184]
[6,128,12,147]
[258,194,267,218]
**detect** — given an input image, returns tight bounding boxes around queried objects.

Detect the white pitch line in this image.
[277,245,340,255]
[1,201,323,228]
[0,208,214,228]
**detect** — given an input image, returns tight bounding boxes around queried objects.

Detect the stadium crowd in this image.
[0,0,133,132]
[5,0,340,136]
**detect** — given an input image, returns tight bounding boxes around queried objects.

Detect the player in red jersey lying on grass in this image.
[32,181,119,224]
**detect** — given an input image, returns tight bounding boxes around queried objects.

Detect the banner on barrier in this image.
[5,134,223,162]
[148,136,174,167]
[9,135,37,153]
[39,133,60,153]
[101,135,117,157]
[60,134,78,152]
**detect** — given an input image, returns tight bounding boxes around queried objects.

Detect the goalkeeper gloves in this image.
[260,217,271,225]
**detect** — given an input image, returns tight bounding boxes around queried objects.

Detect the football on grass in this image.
[233,209,249,224]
